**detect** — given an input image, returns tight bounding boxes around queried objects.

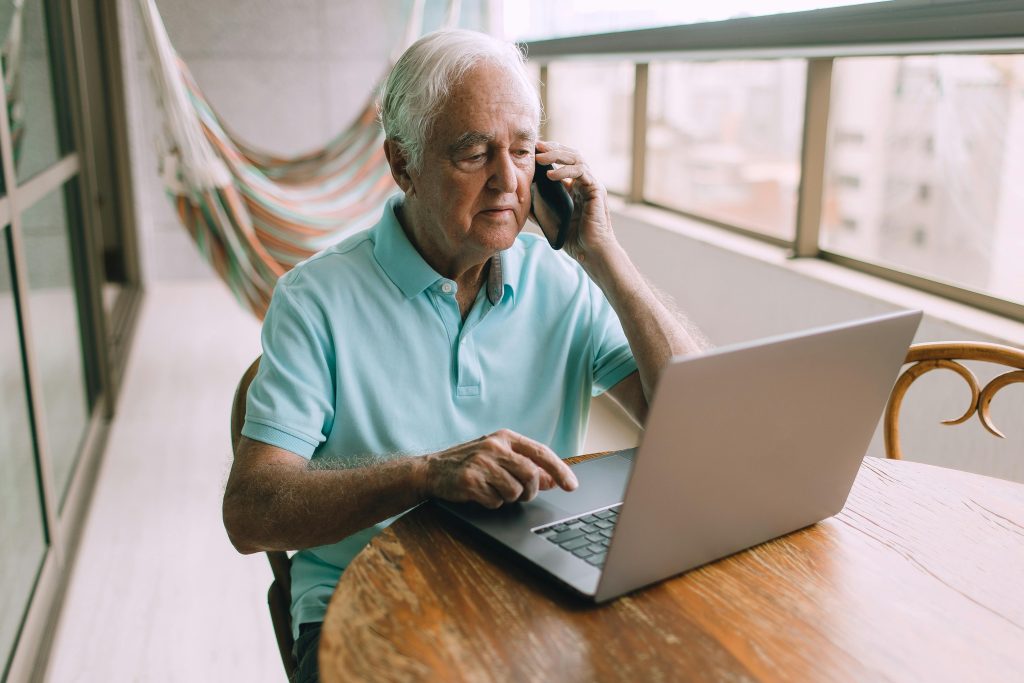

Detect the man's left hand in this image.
[535,140,620,267]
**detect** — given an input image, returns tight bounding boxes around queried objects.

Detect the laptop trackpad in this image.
[534,448,636,518]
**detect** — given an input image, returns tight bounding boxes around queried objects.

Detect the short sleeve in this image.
[241,278,335,458]
[588,279,637,396]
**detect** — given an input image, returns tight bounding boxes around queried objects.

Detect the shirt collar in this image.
[373,194,520,306]
[372,195,440,300]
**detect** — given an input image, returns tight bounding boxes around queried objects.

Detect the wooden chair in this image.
[230,357,298,679]
[884,342,1024,459]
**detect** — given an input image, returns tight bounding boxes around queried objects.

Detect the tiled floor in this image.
[43,278,640,681]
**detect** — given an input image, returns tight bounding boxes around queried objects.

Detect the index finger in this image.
[535,141,580,168]
[504,431,578,491]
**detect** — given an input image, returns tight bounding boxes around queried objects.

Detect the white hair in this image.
[378,29,541,172]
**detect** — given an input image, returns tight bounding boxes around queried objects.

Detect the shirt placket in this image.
[430,279,492,400]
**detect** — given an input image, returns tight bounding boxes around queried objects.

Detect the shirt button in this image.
[441,282,453,294]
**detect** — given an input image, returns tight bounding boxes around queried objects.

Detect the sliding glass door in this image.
[0,0,140,676]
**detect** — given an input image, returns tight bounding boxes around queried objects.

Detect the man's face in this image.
[404,62,538,264]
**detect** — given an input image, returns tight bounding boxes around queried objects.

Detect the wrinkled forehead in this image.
[434,63,541,140]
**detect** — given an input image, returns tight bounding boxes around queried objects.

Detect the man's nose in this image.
[487,152,518,194]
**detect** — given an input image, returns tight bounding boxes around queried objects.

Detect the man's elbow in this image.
[225,527,262,555]
[222,490,265,555]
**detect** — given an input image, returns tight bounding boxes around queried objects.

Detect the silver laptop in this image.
[435,310,922,602]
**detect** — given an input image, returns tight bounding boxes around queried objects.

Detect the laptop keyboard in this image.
[533,504,621,567]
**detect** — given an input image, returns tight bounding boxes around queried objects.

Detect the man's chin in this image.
[495,227,524,252]
[473,223,523,253]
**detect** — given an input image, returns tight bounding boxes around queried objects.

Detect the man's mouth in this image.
[480,208,516,220]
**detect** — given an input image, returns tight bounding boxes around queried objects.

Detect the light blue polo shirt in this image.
[243,194,637,636]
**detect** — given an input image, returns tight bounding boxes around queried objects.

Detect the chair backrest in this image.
[884,342,1024,459]
[230,357,297,677]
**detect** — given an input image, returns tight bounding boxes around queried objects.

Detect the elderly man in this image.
[224,29,704,682]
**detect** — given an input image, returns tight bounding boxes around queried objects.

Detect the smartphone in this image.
[531,162,574,250]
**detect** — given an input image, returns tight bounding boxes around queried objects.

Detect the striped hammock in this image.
[165,63,397,318]
[137,0,457,318]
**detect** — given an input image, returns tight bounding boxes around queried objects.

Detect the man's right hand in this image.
[421,429,579,509]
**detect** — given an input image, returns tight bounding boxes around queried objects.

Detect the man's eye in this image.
[514,149,533,158]
[464,153,486,162]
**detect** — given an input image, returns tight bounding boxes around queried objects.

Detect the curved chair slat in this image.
[884,342,1024,460]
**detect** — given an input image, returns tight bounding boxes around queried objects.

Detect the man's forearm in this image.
[582,244,707,403]
[224,430,577,554]
[225,446,430,553]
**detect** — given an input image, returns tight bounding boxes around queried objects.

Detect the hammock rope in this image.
[137,0,457,318]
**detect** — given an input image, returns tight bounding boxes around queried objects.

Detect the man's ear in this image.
[384,139,416,196]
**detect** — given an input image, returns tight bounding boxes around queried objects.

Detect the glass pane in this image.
[646,60,806,239]
[5,0,63,183]
[0,228,48,673]
[546,61,633,195]
[506,1,891,41]
[822,55,1024,305]
[22,182,88,504]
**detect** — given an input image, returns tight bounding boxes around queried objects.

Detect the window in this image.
[522,2,1024,320]
[0,228,48,681]
[0,0,142,675]
[645,59,806,240]
[21,182,90,505]
[544,61,633,195]
[822,54,1024,306]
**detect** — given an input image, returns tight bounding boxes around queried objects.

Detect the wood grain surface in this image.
[320,456,1024,683]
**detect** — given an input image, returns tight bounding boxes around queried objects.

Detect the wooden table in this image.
[320,456,1024,682]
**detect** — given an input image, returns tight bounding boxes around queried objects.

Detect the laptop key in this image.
[585,533,604,543]
[586,552,607,566]
[586,543,605,554]
[561,537,590,551]
[549,529,585,544]
[580,515,599,524]
[594,509,615,520]
[594,520,614,530]
[599,529,613,538]
[581,523,600,534]
[552,524,570,533]
[572,547,594,558]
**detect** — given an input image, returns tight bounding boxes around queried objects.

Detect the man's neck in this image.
[396,202,491,317]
